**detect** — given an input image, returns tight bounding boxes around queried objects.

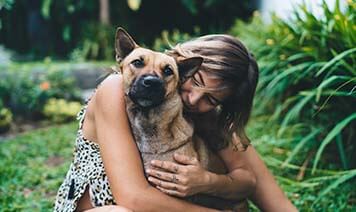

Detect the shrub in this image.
[0,99,12,133]
[43,98,82,123]
[0,62,82,120]
[230,0,356,171]
[152,28,201,52]
[70,23,115,61]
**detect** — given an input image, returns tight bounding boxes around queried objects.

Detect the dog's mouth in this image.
[129,93,164,108]
[128,75,166,109]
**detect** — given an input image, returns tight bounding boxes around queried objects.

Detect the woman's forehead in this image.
[197,71,232,100]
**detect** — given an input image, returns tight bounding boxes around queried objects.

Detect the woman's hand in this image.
[146,153,211,197]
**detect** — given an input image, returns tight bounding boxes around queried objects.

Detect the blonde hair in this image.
[167,34,259,150]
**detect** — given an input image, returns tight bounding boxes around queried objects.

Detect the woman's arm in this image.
[93,75,218,212]
[224,137,297,212]
[200,131,297,211]
[203,143,257,201]
[147,151,255,201]
[146,108,296,211]
[146,112,256,201]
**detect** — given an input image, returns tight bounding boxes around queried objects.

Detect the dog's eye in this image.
[131,59,144,68]
[163,66,173,76]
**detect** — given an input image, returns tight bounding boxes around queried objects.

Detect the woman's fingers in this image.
[148,176,183,191]
[150,160,181,173]
[173,153,199,165]
[146,169,181,183]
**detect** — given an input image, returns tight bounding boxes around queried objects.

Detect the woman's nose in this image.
[189,89,204,106]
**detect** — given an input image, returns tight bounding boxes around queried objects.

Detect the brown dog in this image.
[115,28,248,211]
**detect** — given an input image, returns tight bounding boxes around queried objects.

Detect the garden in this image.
[0,0,355,211]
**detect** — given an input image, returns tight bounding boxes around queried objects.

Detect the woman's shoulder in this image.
[94,73,124,102]
[90,73,126,116]
[97,73,123,93]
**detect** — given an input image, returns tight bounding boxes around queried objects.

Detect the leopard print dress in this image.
[54,92,116,211]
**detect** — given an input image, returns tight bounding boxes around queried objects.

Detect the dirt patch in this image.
[0,120,49,141]
[46,156,65,167]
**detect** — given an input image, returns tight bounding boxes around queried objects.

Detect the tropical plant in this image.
[231,0,356,172]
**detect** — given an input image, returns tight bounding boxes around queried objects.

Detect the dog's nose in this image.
[141,75,162,88]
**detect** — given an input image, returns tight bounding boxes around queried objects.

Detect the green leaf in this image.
[312,113,356,173]
[286,52,312,63]
[41,0,52,20]
[278,93,314,137]
[316,48,356,77]
[62,26,71,42]
[0,0,14,10]
[282,128,321,167]
[312,169,356,205]
[181,0,198,15]
[316,75,353,102]
[267,62,313,90]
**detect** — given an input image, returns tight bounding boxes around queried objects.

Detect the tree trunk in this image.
[99,0,110,25]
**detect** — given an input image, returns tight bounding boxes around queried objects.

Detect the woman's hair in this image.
[166,34,259,150]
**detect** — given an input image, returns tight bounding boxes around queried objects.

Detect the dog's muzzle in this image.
[129,74,166,108]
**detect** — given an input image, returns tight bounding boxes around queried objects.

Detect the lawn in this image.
[0,118,355,211]
[0,123,77,211]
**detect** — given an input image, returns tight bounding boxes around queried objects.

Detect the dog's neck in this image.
[125,91,193,154]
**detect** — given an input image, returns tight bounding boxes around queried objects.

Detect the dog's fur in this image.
[115,28,247,211]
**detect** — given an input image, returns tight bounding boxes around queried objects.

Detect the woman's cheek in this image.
[197,103,213,113]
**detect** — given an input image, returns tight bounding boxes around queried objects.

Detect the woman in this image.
[54,34,297,211]
[146,36,297,211]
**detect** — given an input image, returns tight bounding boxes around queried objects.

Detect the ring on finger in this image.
[172,174,178,183]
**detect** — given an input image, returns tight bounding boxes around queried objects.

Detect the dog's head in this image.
[115,28,203,109]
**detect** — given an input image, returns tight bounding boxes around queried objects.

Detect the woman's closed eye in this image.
[192,75,203,87]
[206,95,219,106]
[192,75,221,106]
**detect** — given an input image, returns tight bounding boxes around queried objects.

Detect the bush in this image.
[229,3,356,209]
[0,99,12,133]
[70,23,116,61]
[0,62,82,120]
[152,28,201,52]
[43,98,82,123]
[231,0,356,171]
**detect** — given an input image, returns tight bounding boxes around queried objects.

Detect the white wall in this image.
[259,0,348,22]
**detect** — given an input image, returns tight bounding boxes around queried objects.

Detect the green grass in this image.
[247,116,356,211]
[1,119,355,211]
[0,122,77,211]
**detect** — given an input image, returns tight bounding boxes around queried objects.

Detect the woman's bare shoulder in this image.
[96,73,124,97]
[91,74,125,112]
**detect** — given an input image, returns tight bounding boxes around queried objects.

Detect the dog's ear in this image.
[178,57,203,81]
[115,27,138,61]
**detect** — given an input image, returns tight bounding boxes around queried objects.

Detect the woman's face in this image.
[180,71,231,113]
